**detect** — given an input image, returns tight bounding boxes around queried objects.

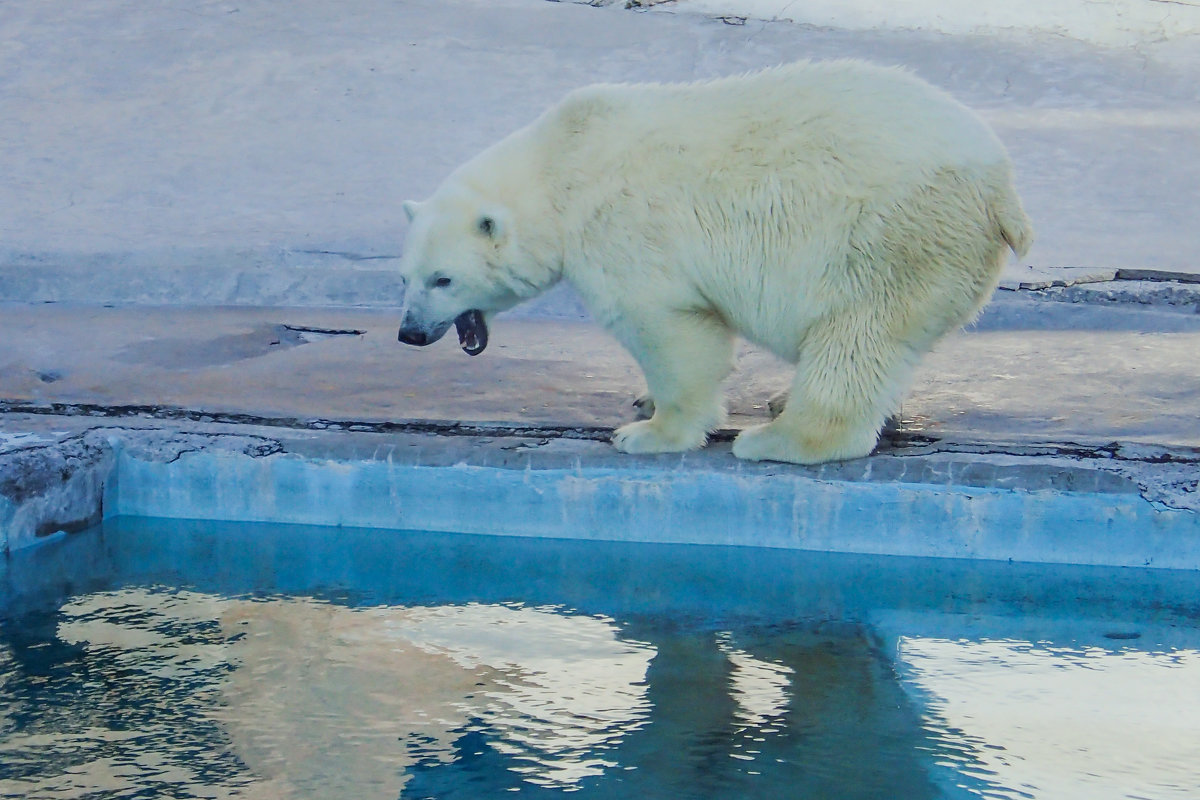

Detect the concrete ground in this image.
[1,284,1198,567]
[3,287,1199,448]
[3,0,1198,305]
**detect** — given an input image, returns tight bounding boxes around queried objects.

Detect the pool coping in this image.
[3,412,1198,569]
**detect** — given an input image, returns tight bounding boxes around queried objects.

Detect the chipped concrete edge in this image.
[0,427,281,552]
[998,266,1200,293]
[0,431,113,551]
[2,411,1197,566]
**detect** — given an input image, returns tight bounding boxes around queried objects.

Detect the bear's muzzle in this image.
[396,310,488,356]
[397,320,450,347]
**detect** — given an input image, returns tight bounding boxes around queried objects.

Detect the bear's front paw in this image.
[613,419,706,454]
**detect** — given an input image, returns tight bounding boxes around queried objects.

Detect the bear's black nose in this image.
[398,328,430,346]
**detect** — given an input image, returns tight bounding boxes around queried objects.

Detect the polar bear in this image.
[397,60,1031,464]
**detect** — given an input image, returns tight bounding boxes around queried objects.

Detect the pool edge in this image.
[4,422,1195,568]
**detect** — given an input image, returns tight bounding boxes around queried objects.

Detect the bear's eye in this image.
[432,275,452,288]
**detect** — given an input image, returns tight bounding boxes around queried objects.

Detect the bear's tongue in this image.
[454,310,488,356]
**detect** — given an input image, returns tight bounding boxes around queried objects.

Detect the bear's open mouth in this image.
[454,310,488,356]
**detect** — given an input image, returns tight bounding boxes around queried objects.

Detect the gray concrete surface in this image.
[3,290,1198,447]
[1,284,1199,561]
[2,0,1198,307]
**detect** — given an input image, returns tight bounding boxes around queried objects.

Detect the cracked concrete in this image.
[1,286,1198,564]
[1030,280,1200,312]
[0,430,112,546]
[8,419,1185,568]
[2,0,1198,304]
[4,292,1199,446]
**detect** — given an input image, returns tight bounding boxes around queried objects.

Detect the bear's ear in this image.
[477,215,497,237]
[475,206,512,245]
[403,200,423,222]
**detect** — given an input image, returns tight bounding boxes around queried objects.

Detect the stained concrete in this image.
[2,0,1198,305]
[1,288,1198,562]
[2,291,1199,447]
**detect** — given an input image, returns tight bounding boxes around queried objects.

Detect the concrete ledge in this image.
[111,446,1200,569]
[4,421,1197,569]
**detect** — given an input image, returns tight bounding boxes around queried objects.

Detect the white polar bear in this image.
[397,60,1031,464]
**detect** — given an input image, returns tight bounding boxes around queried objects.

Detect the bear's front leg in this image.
[611,310,734,454]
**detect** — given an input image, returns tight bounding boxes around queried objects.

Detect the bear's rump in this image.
[671,164,1015,360]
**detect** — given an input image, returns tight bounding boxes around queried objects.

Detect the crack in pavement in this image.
[3,398,1197,465]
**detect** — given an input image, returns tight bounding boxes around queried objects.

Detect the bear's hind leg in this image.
[612,311,734,454]
[733,315,914,464]
[767,388,904,431]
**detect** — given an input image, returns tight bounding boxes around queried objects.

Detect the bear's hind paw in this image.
[732,422,876,465]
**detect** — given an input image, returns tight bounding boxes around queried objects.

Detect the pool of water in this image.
[2,517,1199,799]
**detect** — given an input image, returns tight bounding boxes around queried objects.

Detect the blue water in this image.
[2,517,1198,799]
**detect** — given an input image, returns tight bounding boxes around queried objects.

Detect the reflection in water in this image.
[0,585,933,799]
[899,637,1200,800]
[716,631,794,731]
[3,589,654,799]
[7,519,1200,798]
[0,590,248,798]
[218,598,655,797]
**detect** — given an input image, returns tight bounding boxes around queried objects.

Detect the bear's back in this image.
[542,60,1007,195]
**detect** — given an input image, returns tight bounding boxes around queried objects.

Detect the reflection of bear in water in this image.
[398,60,1031,464]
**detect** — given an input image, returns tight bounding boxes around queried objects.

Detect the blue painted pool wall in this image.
[109,449,1200,569]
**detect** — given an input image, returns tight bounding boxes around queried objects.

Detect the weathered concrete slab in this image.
[997,265,1118,291]
[1,293,1198,561]
[1,419,1196,566]
[2,0,1198,306]
[2,296,1199,448]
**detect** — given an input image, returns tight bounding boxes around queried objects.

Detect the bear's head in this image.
[396,186,536,357]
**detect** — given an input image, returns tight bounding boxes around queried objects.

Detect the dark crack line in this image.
[894,439,1200,466]
[0,400,616,442]
[282,324,367,336]
[1115,268,1200,284]
[3,399,1197,466]
[1142,0,1200,9]
[0,423,285,462]
[293,249,402,262]
[0,400,930,447]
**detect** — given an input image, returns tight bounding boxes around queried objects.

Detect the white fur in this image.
[399,60,1032,464]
